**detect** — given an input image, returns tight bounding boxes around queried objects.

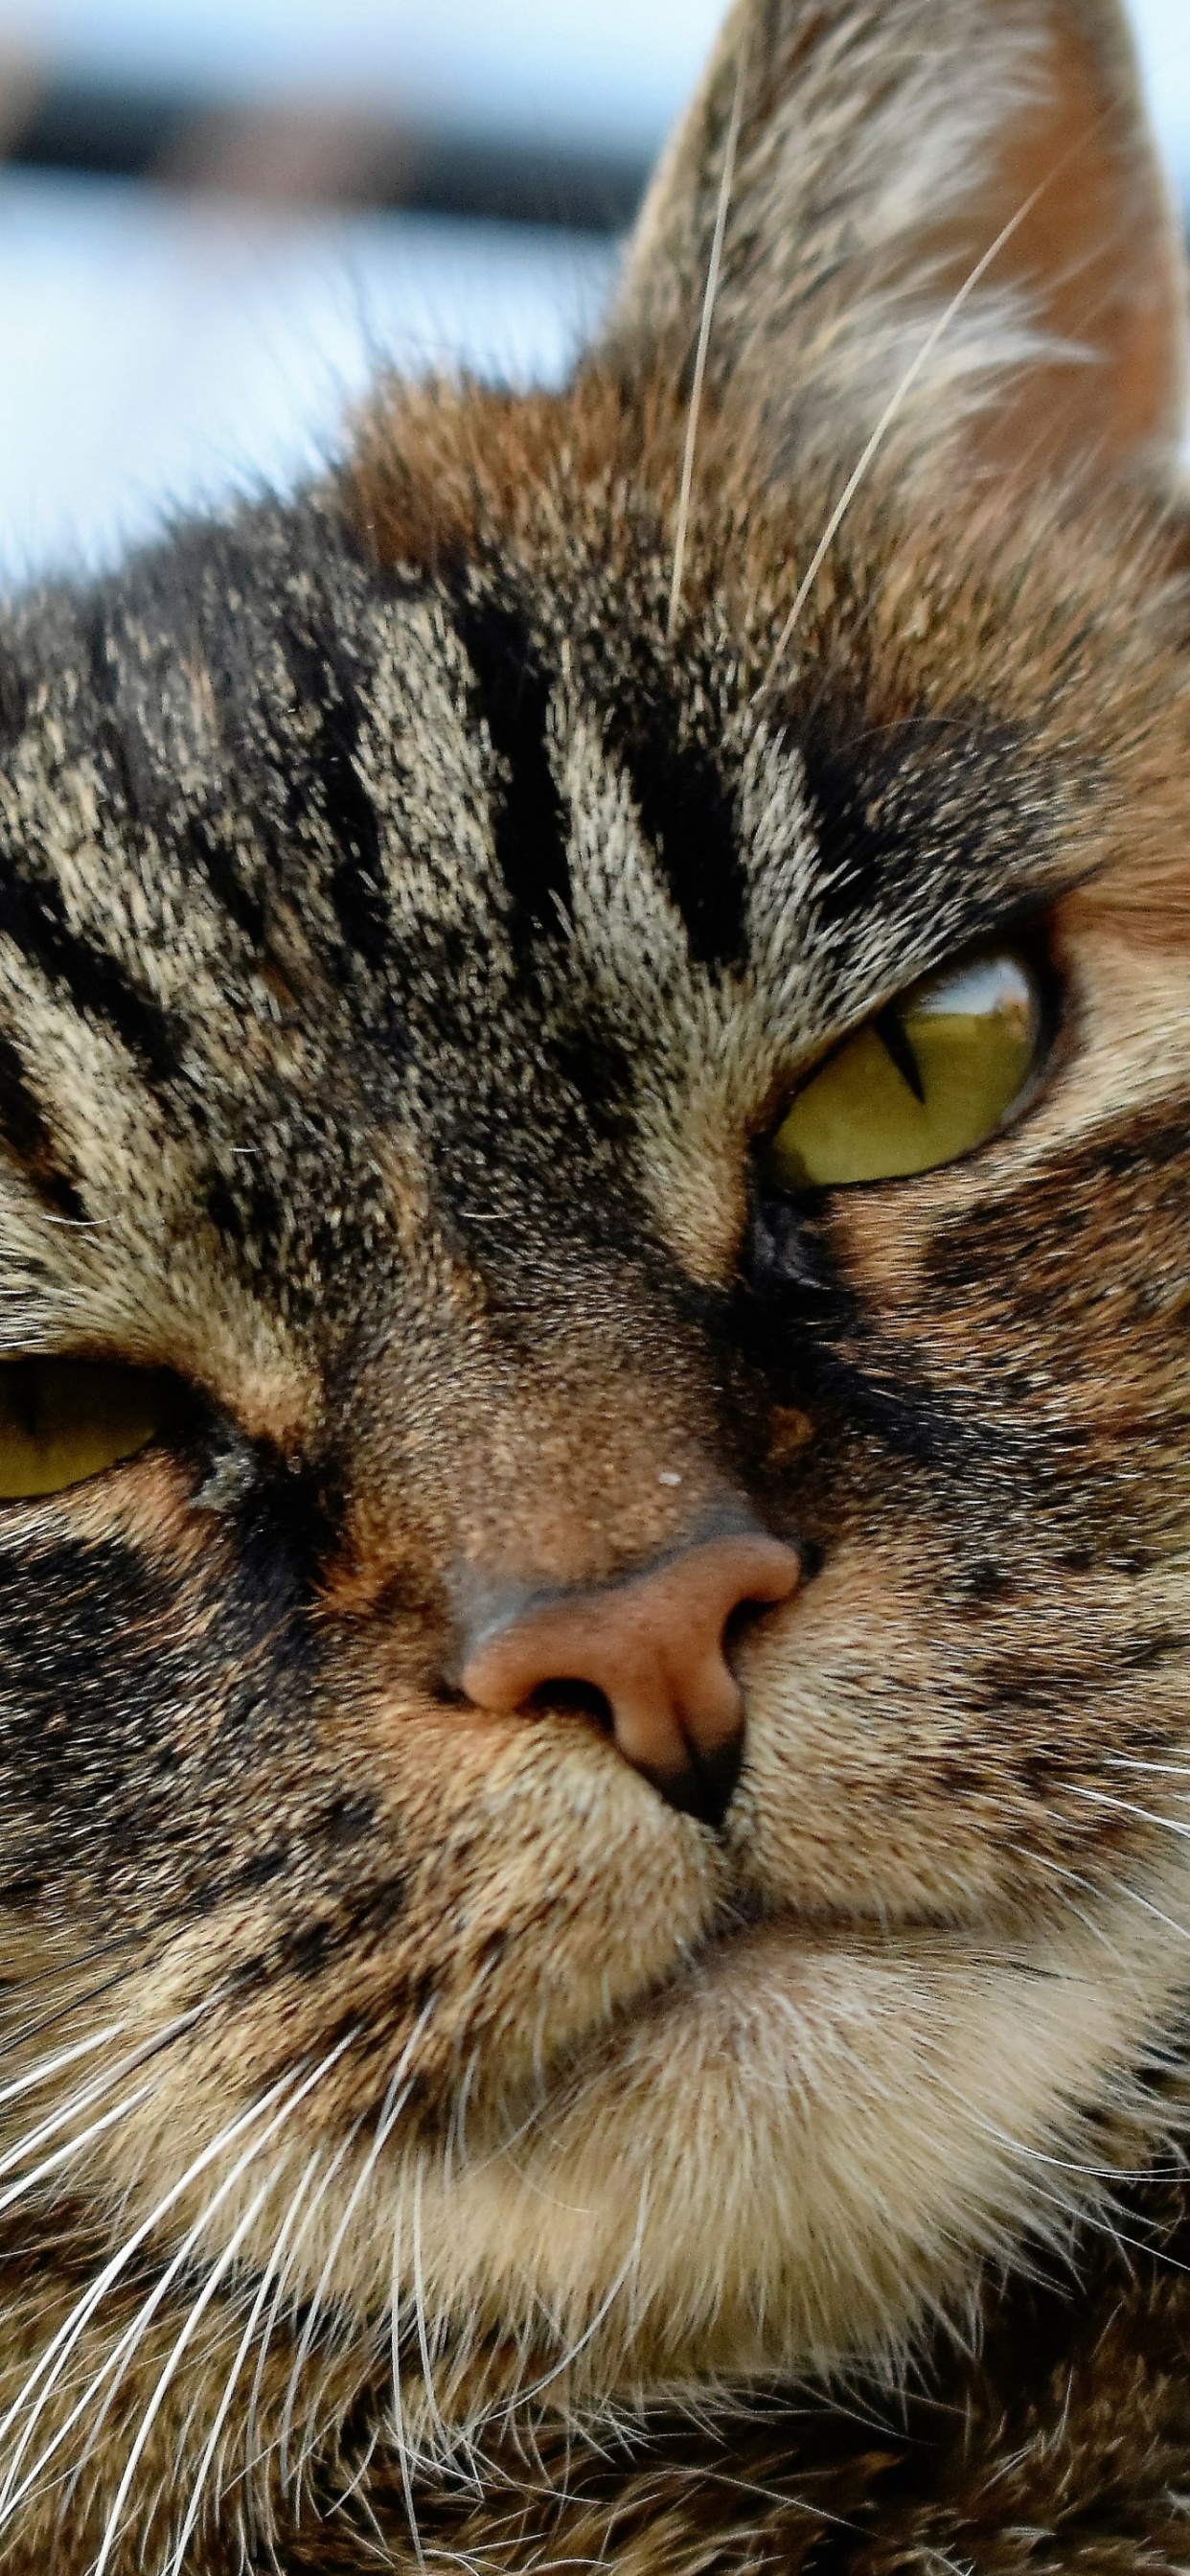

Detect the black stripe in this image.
[743,1191,1003,1472]
[0,865,177,1078]
[454,600,570,943]
[601,695,747,972]
[84,605,149,822]
[87,608,268,956]
[0,1031,55,1163]
[798,715,1037,943]
[183,812,266,947]
[0,654,28,754]
[924,1107,1190,1301]
[0,1031,84,1219]
[281,627,389,970]
[206,1168,288,1264]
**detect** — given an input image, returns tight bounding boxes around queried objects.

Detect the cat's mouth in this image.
[314,1869,1190,2399]
[482,1882,1045,2151]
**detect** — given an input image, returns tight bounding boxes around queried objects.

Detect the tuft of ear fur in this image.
[604,0,1188,493]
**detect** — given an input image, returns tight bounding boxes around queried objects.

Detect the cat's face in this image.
[3,0,1190,2544]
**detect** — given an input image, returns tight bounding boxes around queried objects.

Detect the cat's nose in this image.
[457,1530,800,1828]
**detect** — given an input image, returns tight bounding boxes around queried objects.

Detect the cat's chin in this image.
[136,1856,1190,2421]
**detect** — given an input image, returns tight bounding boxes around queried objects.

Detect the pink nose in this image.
[459,1531,800,1825]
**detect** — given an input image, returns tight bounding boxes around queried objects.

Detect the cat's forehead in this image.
[5,477,1093,1046]
[0,426,1162,1385]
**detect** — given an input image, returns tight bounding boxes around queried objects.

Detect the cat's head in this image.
[2,0,1190,2544]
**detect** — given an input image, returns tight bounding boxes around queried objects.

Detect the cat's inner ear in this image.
[606,0,1187,488]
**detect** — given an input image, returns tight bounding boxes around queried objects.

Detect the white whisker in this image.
[239,2132,358,2498]
[666,25,750,643]
[12,2040,355,2547]
[285,2002,433,2490]
[389,2178,427,2573]
[0,2078,159,2225]
[1070,1785,1190,1840]
[0,2009,200,2198]
[1014,1849,1151,1991]
[1104,1758,1190,1783]
[91,2155,286,2576]
[166,2152,324,2576]
[0,2021,125,2113]
[510,2204,648,2414]
[409,2151,447,2463]
[0,2036,333,2528]
[759,174,1058,689]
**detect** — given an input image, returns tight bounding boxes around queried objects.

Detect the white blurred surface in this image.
[0,181,617,581]
[0,0,725,158]
[0,0,1181,585]
[0,0,1181,174]
[1132,0,1190,198]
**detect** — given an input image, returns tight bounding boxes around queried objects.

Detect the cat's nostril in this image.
[522,1677,614,1730]
[458,1529,800,1828]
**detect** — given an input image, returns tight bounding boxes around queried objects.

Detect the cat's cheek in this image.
[103,1698,727,2152]
[724,1544,1190,1920]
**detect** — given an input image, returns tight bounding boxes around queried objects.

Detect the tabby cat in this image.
[0,0,1189,2565]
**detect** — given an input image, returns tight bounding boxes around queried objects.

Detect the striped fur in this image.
[0,1,1189,2567]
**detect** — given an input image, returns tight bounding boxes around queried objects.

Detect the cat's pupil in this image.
[762,945,1045,1190]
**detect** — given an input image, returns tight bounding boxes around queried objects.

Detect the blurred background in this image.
[0,0,1183,585]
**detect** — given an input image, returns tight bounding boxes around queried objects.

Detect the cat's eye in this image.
[763,949,1043,1190]
[0,1360,172,1500]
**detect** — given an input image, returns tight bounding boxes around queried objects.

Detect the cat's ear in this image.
[605,0,1188,487]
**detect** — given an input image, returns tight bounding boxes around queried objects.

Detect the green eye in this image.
[764,949,1043,1190]
[0,1360,171,1500]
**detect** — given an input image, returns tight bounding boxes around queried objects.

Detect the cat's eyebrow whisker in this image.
[666,24,751,645]
[758,172,1058,692]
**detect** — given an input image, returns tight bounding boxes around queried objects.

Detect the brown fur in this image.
[0,2,1187,2569]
